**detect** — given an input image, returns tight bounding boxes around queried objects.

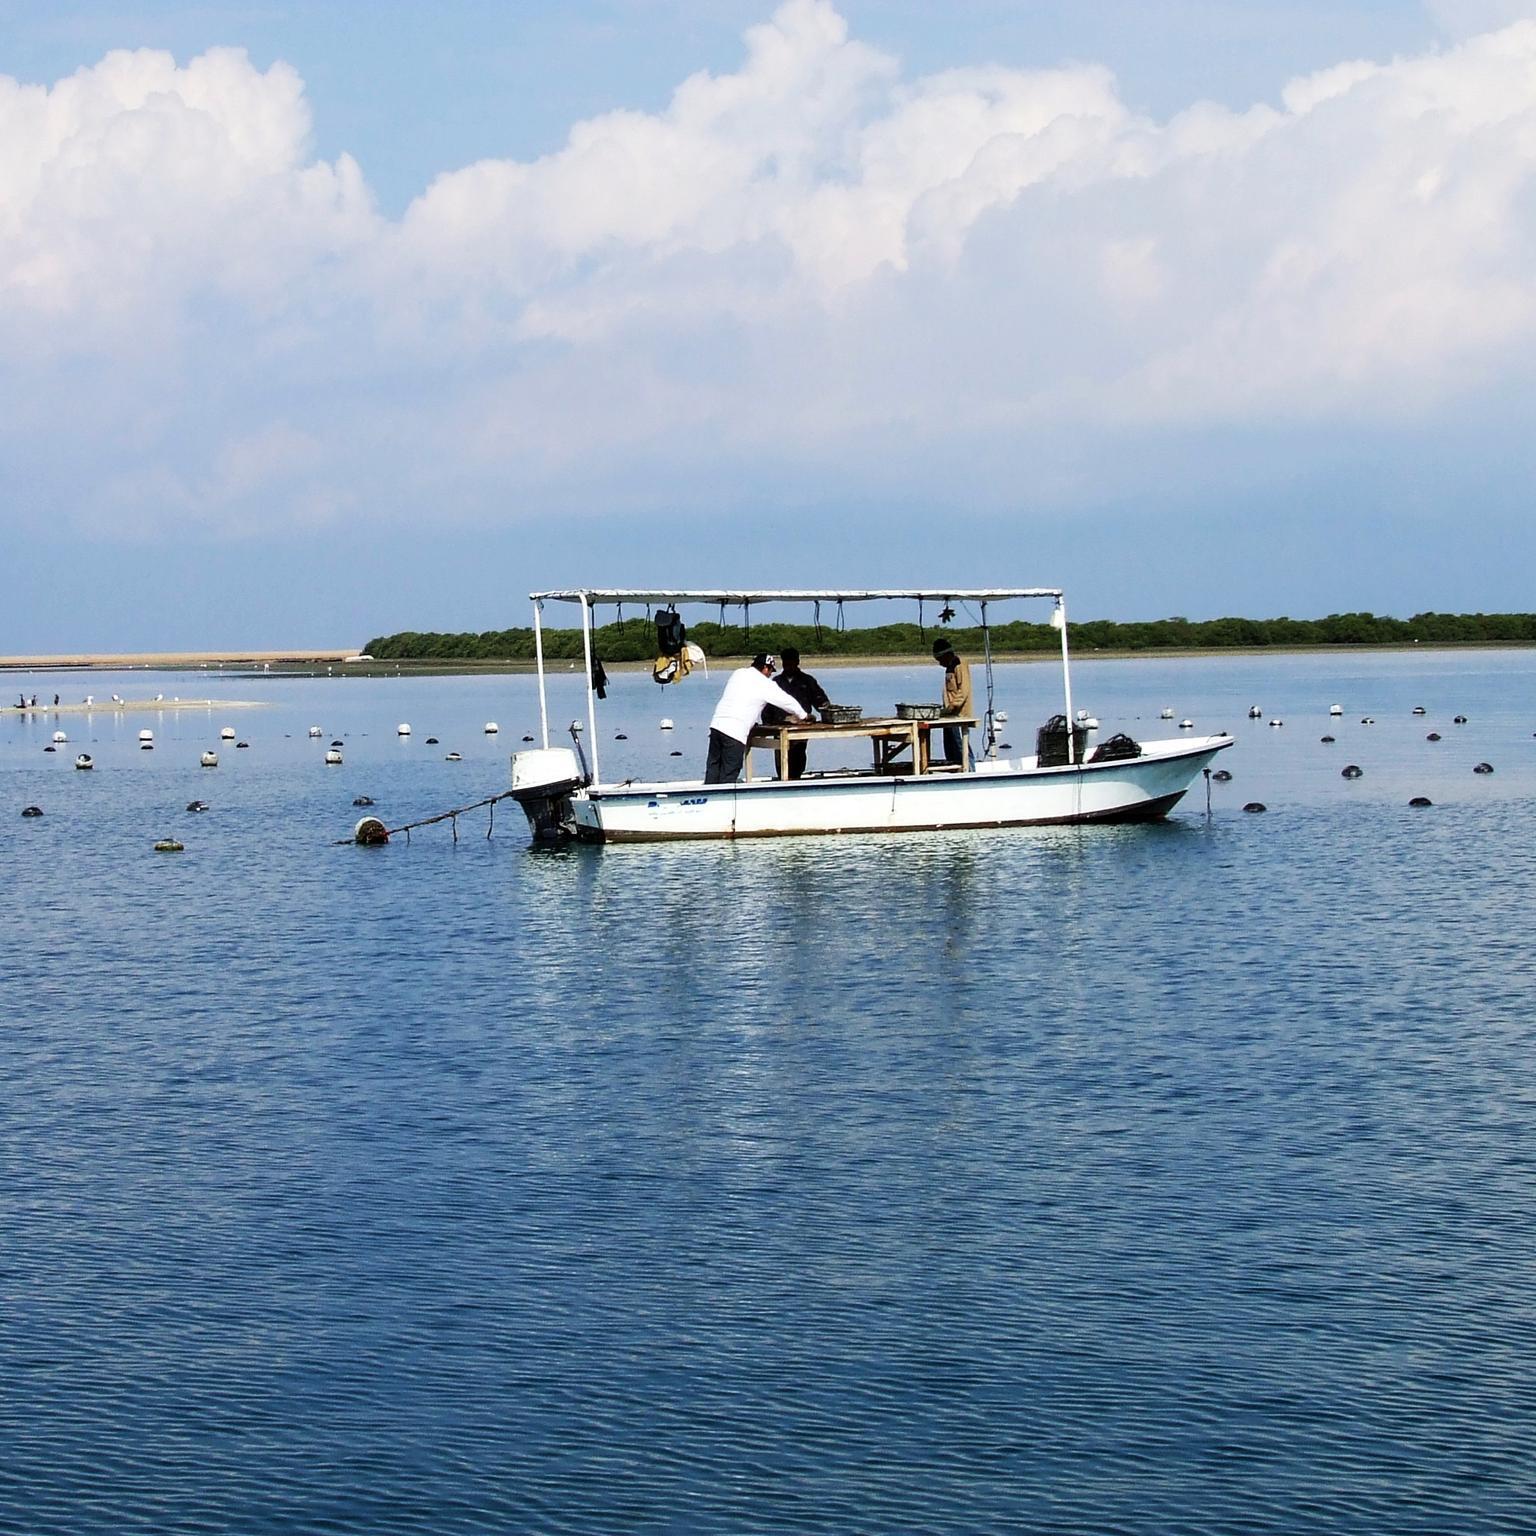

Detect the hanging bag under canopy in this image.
[655,609,687,656]
[653,642,705,686]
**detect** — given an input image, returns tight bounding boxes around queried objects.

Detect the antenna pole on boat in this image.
[533,599,551,749]
[580,592,601,784]
[1055,595,1076,764]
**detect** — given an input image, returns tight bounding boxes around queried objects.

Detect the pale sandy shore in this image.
[5,699,265,716]
[0,648,357,670]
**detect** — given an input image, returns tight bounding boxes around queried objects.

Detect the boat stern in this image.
[510,747,587,844]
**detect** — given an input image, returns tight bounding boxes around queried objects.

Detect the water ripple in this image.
[3,656,1536,1532]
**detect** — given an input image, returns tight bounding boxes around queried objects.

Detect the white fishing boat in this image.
[510,588,1232,844]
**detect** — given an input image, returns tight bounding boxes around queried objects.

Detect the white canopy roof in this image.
[530,587,1062,605]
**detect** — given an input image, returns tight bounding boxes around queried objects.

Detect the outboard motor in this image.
[511,746,585,844]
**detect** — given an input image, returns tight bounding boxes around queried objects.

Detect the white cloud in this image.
[0,44,374,335]
[6,1,1536,537]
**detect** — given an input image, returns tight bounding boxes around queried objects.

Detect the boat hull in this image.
[567,736,1232,844]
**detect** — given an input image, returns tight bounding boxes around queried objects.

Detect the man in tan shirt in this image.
[933,638,973,767]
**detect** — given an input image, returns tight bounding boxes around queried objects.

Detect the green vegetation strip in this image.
[365,611,1536,663]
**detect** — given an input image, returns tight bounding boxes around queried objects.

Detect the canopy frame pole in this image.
[580,594,601,784]
[533,599,550,749]
[980,601,997,758]
[1057,596,1076,764]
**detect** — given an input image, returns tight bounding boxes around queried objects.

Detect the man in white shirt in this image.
[704,653,808,783]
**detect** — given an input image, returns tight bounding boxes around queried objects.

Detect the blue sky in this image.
[2,0,1534,649]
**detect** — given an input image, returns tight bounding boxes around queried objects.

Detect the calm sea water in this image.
[3,649,1534,1534]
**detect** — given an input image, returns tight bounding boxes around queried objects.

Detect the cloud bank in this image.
[5,0,1536,539]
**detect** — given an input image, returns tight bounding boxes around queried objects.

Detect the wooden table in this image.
[745,716,977,780]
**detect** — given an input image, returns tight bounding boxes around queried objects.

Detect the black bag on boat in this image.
[1036,714,1090,767]
[655,609,686,656]
[1089,732,1142,763]
[591,655,609,700]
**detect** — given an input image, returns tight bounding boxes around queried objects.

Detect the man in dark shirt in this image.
[763,646,830,779]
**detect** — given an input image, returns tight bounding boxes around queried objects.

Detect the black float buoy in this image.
[1243,802,1266,813]
[615,733,628,740]
[1412,706,1426,715]
[236,740,250,748]
[1454,715,1468,724]
[669,750,683,757]
[185,800,208,813]
[1212,769,1233,782]
[1321,735,1335,744]
[425,736,439,745]
[331,740,344,748]
[21,805,43,817]
[1427,732,1441,741]
[1473,762,1494,774]
[43,744,55,753]
[353,795,375,807]
[1342,764,1363,778]
[522,735,535,742]
[1409,796,1433,807]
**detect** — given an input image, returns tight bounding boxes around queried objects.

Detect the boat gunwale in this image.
[585,735,1232,799]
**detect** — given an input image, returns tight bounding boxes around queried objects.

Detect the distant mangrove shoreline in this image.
[363,611,1536,665]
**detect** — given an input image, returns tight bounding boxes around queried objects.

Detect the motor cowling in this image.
[511,747,585,843]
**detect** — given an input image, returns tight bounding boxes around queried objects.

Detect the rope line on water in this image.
[334,788,519,845]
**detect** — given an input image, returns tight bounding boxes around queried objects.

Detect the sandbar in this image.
[0,648,356,670]
[5,699,265,716]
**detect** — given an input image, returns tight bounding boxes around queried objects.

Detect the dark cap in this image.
[752,653,776,671]
[932,637,958,657]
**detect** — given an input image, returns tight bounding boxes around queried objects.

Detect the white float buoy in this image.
[200,751,218,767]
[308,726,323,738]
[1248,706,1262,718]
[325,749,343,765]
[75,753,93,770]
[354,816,389,844]
[1160,709,1174,720]
[659,718,675,731]
[1329,704,1343,716]
[484,721,499,734]
[1179,719,1194,729]
[138,729,153,742]
[445,751,462,761]
[52,729,67,743]
[1269,719,1283,727]
[220,727,236,740]
[994,710,1008,724]
[397,723,411,736]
